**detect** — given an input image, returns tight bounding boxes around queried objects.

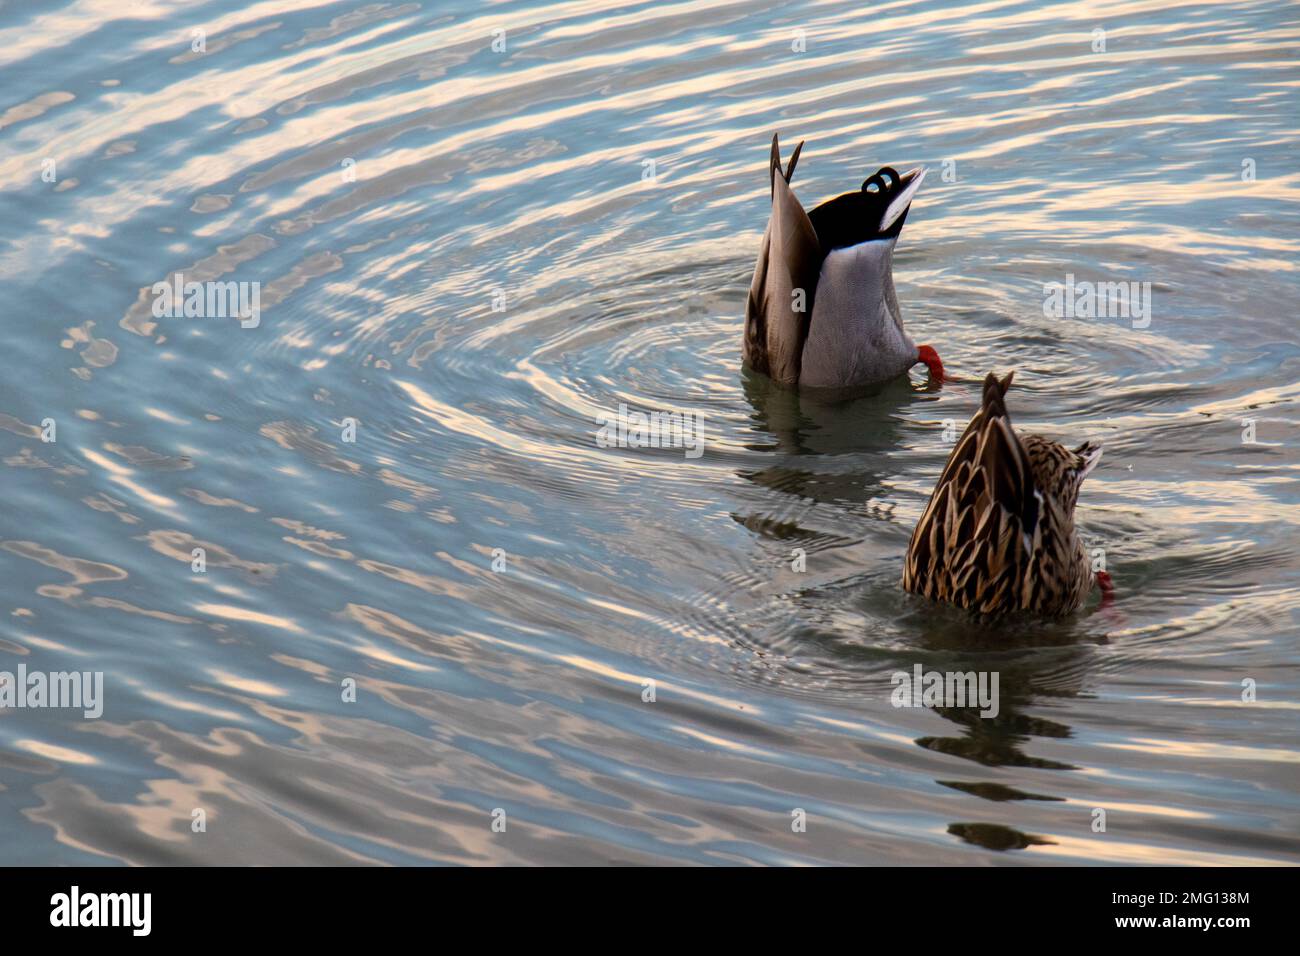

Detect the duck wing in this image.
[903,371,1041,613]
[744,134,823,386]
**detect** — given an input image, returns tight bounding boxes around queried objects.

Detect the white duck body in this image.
[798,237,918,390]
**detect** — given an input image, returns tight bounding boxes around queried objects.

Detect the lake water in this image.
[1,0,1297,865]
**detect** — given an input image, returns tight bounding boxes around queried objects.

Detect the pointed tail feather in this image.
[769,133,805,195]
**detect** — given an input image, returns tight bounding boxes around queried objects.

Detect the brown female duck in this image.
[903,372,1108,616]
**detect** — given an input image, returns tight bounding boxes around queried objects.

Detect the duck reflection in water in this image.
[899,611,1110,851]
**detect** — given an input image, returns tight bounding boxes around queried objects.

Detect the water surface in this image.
[1,0,1298,865]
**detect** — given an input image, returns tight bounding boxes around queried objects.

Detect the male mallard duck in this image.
[902,372,1107,616]
[743,133,944,390]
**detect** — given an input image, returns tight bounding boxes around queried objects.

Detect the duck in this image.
[902,371,1109,616]
[743,133,944,390]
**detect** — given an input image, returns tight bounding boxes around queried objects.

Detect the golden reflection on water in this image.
[0,0,1297,865]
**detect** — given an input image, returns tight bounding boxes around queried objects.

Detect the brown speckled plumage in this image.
[902,372,1102,617]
